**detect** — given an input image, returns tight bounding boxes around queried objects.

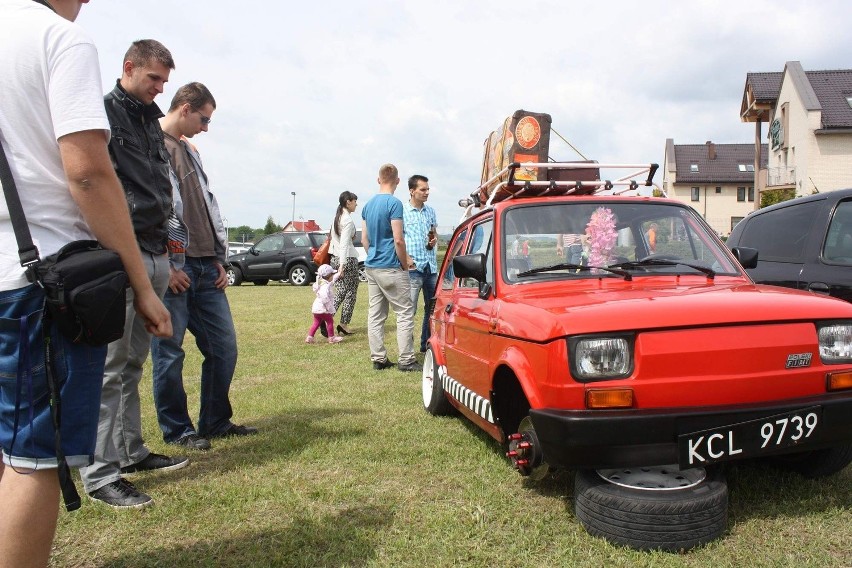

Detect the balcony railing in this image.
[766,167,795,187]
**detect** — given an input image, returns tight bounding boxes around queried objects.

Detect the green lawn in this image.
[53,283,851,567]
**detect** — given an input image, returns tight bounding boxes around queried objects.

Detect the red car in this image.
[422,161,852,551]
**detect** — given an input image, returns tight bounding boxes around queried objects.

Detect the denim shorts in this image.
[0,284,106,470]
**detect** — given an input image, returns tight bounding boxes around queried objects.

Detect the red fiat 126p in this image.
[421,117,852,552]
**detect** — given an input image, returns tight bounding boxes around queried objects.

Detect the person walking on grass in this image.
[306,264,344,344]
[361,163,420,372]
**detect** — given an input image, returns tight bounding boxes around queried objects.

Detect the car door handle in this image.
[807,282,830,294]
[445,303,453,313]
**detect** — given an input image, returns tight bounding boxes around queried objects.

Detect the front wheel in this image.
[574,465,728,551]
[421,348,453,415]
[227,266,243,286]
[288,264,311,286]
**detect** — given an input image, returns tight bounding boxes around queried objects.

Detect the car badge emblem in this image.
[785,353,812,369]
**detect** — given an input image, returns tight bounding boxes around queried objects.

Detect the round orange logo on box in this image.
[515,116,541,149]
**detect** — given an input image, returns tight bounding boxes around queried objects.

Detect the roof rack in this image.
[459,161,663,220]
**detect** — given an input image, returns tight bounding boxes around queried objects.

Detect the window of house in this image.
[746,164,755,172]
[748,186,755,202]
[738,164,756,173]
[737,187,746,202]
[690,164,698,173]
[715,187,722,194]
[731,217,744,232]
[691,187,700,202]
[846,96,852,109]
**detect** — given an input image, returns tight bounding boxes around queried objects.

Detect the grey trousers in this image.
[81,251,170,493]
[365,267,416,366]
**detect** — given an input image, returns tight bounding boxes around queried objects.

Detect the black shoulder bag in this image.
[0,136,129,510]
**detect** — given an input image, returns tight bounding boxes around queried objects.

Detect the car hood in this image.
[495,279,852,341]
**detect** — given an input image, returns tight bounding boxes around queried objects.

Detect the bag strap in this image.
[0,137,41,279]
[0,135,81,511]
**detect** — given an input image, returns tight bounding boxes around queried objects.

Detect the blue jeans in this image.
[0,284,105,470]
[409,267,437,352]
[151,258,238,442]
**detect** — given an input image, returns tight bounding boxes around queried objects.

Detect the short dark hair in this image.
[123,39,175,71]
[169,82,216,112]
[408,174,428,190]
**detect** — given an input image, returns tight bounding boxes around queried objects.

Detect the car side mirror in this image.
[249,246,259,256]
[731,246,758,269]
[453,253,486,281]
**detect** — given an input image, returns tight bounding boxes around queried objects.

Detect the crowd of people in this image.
[0,2,259,566]
[307,167,440,375]
[0,2,442,566]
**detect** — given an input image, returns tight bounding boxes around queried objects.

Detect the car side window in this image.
[823,200,852,264]
[739,201,818,262]
[461,220,493,288]
[254,235,284,253]
[442,228,468,290]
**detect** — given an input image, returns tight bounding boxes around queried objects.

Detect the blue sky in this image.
[77,0,852,233]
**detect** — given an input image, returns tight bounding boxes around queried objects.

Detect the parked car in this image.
[727,188,852,303]
[422,161,852,551]
[226,231,324,286]
[352,230,367,282]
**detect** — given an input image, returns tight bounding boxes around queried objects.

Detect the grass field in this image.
[53,283,851,567]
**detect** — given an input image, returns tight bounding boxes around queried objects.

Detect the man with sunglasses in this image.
[151,83,256,454]
[80,39,189,510]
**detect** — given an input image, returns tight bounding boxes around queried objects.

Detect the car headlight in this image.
[818,322,852,363]
[569,335,634,381]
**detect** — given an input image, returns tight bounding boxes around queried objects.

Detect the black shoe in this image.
[89,478,153,509]
[209,423,258,438]
[172,433,211,451]
[120,452,189,475]
[398,361,424,372]
[319,325,329,338]
[337,325,353,336]
[372,358,395,370]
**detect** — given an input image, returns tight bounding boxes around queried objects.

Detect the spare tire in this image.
[574,465,728,552]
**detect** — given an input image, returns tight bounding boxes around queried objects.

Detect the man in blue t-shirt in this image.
[361,163,420,372]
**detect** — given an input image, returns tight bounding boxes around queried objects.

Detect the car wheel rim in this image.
[595,465,706,491]
[291,270,306,285]
[421,349,435,407]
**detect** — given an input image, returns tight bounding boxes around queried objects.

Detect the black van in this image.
[727,188,852,303]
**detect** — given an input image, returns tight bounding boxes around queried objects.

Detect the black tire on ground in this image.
[422,348,453,415]
[227,266,243,286]
[253,279,269,286]
[770,444,852,478]
[574,466,728,552]
[289,264,311,286]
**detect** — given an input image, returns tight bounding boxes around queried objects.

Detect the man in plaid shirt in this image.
[403,175,438,353]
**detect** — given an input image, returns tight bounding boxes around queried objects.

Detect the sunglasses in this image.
[193,108,212,125]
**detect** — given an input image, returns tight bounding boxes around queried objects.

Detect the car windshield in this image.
[502,201,740,282]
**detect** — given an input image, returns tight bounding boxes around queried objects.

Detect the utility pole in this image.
[291,191,296,230]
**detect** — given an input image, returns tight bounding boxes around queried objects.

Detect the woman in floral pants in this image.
[329,191,360,335]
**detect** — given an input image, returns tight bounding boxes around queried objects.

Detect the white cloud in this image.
[77,0,852,232]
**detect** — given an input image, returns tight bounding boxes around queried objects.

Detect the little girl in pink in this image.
[306,264,344,344]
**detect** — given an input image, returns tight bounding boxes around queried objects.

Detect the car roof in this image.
[750,188,852,217]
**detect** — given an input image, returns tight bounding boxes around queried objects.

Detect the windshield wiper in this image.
[610,258,716,279]
[517,263,632,281]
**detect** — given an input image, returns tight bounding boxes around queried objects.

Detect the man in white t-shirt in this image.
[0,1,172,566]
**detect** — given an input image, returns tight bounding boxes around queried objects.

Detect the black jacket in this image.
[104,81,172,254]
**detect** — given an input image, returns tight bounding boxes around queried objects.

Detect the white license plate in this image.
[677,406,822,468]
